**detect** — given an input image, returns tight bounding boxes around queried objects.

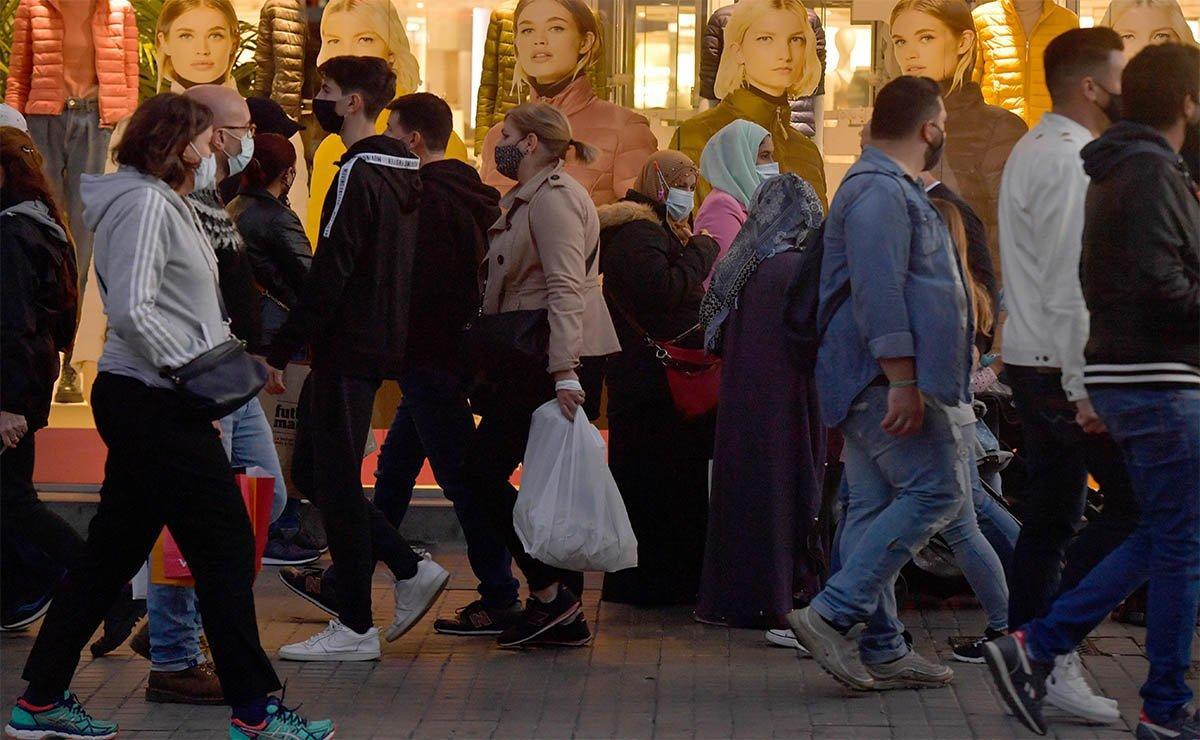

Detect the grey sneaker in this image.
[786,607,874,691]
[866,648,954,689]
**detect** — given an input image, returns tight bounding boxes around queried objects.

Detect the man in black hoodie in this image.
[267,57,450,662]
[984,44,1200,739]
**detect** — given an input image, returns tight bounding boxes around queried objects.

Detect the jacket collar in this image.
[943,82,986,115]
[237,187,282,203]
[998,0,1056,23]
[531,76,596,117]
[1037,112,1094,144]
[721,87,790,126]
[500,160,564,209]
[857,146,921,186]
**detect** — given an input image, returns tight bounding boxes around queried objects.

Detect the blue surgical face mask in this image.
[190,143,216,190]
[224,130,255,177]
[756,161,781,180]
[665,187,694,222]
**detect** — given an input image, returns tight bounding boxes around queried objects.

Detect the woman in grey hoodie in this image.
[5,94,335,740]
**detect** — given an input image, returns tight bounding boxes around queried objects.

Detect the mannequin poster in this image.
[155,0,241,91]
[1099,0,1199,59]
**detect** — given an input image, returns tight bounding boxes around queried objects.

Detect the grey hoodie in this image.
[1,200,68,243]
[82,167,231,389]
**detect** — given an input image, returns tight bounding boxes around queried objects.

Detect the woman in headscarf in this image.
[598,151,721,606]
[694,120,776,287]
[696,173,827,632]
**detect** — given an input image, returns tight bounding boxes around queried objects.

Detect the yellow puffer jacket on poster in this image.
[972,0,1078,126]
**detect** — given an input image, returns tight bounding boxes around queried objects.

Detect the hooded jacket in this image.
[267,135,422,378]
[1,198,78,429]
[407,159,501,371]
[972,0,1079,126]
[228,188,313,310]
[1079,121,1200,388]
[249,0,311,121]
[82,168,231,390]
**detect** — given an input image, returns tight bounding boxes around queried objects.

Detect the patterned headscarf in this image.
[633,150,698,204]
[700,119,771,208]
[699,173,825,353]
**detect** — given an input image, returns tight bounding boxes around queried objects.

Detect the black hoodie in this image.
[1079,121,1200,388]
[267,135,422,377]
[406,158,501,372]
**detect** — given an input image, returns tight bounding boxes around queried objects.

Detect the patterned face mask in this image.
[494,141,526,180]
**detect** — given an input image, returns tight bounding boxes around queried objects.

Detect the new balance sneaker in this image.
[765,628,812,657]
[384,555,450,642]
[528,613,593,647]
[865,648,954,689]
[229,697,335,739]
[6,692,118,739]
[982,630,1051,735]
[1045,651,1120,724]
[262,536,321,567]
[434,599,522,636]
[950,627,1007,664]
[278,620,381,662]
[1136,704,1200,740]
[785,607,875,691]
[497,586,582,648]
[279,566,337,616]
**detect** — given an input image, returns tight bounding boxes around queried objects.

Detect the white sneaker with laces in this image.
[1045,651,1120,724]
[765,628,811,656]
[279,619,381,662]
[385,555,450,642]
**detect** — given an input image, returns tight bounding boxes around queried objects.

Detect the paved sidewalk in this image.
[1,546,1192,739]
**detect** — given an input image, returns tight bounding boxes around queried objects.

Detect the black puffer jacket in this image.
[598,190,719,415]
[1,198,78,430]
[1080,121,1200,378]
[267,135,422,377]
[227,188,312,310]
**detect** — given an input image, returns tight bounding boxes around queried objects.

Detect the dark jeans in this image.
[22,373,280,704]
[291,369,421,634]
[374,366,518,608]
[1,431,86,572]
[464,370,583,596]
[1006,365,1138,628]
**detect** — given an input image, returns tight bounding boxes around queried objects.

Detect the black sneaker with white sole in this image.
[983,630,1051,735]
[1136,704,1200,740]
[497,587,581,648]
[950,627,1007,664]
[528,613,592,647]
[279,566,338,616]
[434,600,521,636]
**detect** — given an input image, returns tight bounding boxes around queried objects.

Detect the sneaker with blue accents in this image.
[229,697,335,739]
[5,692,118,739]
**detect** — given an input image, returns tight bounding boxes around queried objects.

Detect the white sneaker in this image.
[765,628,811,656]
[1045,651,1120,724]
[384,555,450,642]
[279,619,381,662]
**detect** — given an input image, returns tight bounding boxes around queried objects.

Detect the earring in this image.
[740,64,748,89]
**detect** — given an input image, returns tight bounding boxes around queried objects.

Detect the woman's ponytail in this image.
[567,138,598,165]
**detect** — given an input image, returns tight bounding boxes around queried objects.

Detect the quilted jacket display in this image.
[972,0,1079,125]
[250,0,310,121]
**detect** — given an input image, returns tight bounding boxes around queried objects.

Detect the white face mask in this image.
[756,162,781,180]
[665,187,695,222]
[190,143,217,190]
[224,131,255,177]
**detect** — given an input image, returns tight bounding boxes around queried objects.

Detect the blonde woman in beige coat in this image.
[459,102,619,648]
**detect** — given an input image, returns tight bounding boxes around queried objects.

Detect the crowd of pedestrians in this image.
[0,31,1195,740]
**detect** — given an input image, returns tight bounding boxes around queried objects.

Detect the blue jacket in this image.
[816,146,973,428]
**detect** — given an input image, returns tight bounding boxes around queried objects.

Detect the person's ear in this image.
[578,31,596,59]
[522,132,539,155]
[730,41,745,67]
[956,30,975,58]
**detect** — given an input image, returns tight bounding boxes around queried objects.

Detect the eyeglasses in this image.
[219,123,256,137]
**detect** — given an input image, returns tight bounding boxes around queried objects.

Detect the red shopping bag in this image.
[150,471,275,585]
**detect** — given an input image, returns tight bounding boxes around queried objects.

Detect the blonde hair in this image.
[890,0,978,93]
[1098,0,1200,48]
[505,102,598,163]
[318,0,422,94]
[714,0,822,98]
[931,198,993,335]
[513,0,604,91]
[156,0,239,89]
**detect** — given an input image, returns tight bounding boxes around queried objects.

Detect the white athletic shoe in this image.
[1045,651,1120,724]
[765,628,811,656]
[279,619,381,662]
[384,555,450,642]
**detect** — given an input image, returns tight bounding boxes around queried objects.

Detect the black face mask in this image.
[312,97,345,135]
[923,124,946,172]
[1094,82,1123,124]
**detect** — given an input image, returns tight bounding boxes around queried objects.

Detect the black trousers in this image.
[1006,365,1139,628]
[291,369,420,634]
[22,373,280,704]
[465,369,583,596]
[1,430,86,573]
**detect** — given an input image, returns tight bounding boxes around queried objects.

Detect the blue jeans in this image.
[1025,388,1200,723]
[812,386,970,664]
[374,367,518,608]
[942,473,1010,631]
[150,398,289,668]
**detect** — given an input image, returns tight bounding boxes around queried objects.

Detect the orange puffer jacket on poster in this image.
[972,0,1078,126]
[5,0,139,127]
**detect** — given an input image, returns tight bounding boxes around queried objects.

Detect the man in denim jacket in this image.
[789,77,975,691]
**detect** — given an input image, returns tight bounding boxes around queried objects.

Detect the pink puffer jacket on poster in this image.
[5,0,140,127]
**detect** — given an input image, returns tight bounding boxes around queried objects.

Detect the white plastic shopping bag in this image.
[513,401,638,572]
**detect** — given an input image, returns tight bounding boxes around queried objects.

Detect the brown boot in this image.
[54,364,84,404]
[145,663,224,705]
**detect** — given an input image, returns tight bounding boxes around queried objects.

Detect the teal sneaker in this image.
[5,692,118,739]
[229,697,335,739]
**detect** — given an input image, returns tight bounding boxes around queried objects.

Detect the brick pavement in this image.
[2,546,1193,739]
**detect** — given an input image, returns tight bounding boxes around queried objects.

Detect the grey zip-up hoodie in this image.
[82,167,231,389]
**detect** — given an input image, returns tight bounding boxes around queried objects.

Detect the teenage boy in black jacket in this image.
[266,56,450,662]
[984,43,1200,739]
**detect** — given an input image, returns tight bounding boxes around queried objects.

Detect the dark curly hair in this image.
[113,93,213,189]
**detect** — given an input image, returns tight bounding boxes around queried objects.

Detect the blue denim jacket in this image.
[816,147,973,428]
